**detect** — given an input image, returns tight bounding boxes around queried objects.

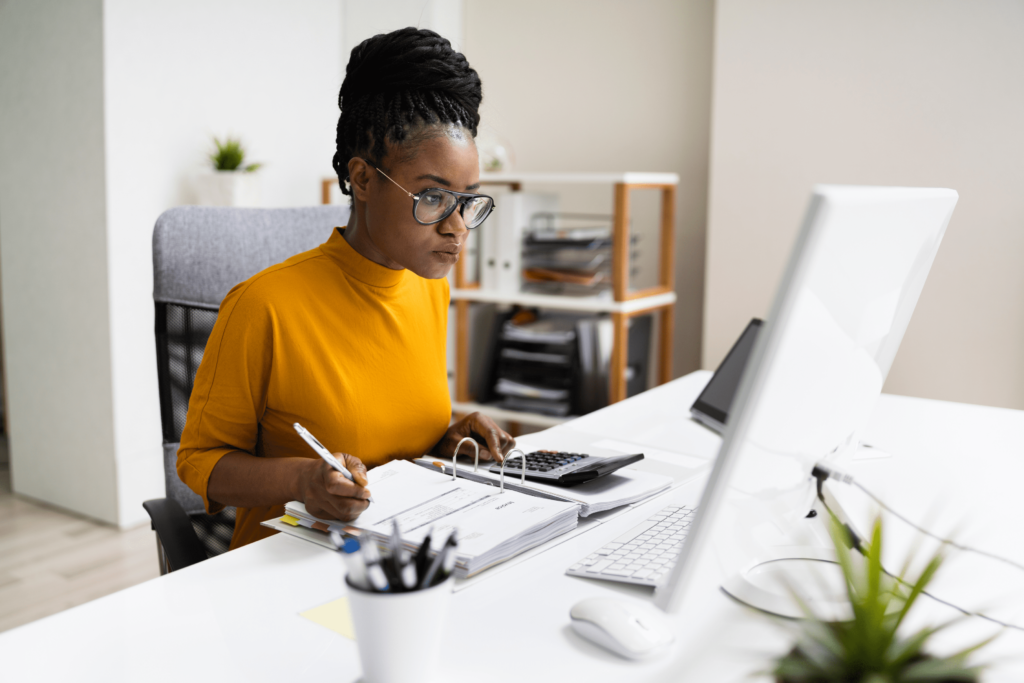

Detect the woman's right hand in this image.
[298,453,372,522]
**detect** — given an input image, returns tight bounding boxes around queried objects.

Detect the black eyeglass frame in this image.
[363,159,496,229]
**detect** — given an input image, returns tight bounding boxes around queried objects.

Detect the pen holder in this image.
[345,575,454,683]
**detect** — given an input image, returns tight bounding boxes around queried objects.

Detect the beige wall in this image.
[463,0,715,378]
[706,0,1024,409]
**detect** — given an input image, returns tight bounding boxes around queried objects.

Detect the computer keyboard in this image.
[566,504,696,586]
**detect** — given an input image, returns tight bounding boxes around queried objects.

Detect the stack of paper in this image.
[280,459,580,578]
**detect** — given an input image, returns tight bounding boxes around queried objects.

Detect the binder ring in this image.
[499,449,527,493]
[451,437,480,481]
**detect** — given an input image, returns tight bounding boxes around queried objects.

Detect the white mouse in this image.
[570,597,674,659]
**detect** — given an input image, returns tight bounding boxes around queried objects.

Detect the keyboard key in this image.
[634,569,654,579]
[595,548,614,556]
[609,563,627,570]
[603,568,634,577]
[586,560,613,574]
[581,557,599,566]
[613,520,658,544]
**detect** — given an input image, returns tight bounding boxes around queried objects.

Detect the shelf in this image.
[450,288,677,314]
[479,171,679,185]
[451,401,571,428]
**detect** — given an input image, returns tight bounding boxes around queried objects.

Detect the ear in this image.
[347,157,375,202]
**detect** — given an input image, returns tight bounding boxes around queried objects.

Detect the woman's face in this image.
[348,129,481,280]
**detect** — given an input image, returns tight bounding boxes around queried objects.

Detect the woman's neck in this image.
[343,203,404,271]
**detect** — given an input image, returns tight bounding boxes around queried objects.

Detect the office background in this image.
[0,0,1021,628]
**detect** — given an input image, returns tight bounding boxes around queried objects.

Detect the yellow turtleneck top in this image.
[177,227,451,549]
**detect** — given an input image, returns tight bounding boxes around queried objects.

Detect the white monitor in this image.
[655,185,958,614]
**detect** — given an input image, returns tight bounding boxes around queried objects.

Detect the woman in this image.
[177,27,514,550]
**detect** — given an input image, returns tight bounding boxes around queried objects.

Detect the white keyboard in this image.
[566,504,696,586]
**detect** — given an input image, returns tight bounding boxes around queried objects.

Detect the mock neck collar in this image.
[322,227,406,289]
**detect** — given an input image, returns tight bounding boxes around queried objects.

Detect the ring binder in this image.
[499,449,527,493]
[451,437,480,481]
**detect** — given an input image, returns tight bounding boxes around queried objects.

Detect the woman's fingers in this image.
[312,494,369,522]
[340,452,370,487]
[470,413,514,463]
[324,469,371,499]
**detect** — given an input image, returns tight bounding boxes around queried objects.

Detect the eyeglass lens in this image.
[414,190,493,229]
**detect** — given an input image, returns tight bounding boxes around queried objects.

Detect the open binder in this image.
[263,453,580,578]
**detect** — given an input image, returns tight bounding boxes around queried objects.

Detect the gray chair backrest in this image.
[153,205,350,513]
[154,205,350,308]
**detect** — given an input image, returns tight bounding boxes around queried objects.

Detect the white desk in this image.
[3,372,1022,682]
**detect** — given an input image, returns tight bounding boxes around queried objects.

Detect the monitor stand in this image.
[720,546,853,620]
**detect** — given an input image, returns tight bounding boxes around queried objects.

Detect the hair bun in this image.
[340,28,481,121]
[333,27,483,197]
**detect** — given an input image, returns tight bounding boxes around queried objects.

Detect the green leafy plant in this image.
[209,136,261,172]
[772,515,993,682]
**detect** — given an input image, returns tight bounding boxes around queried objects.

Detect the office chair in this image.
[143,205,350,574]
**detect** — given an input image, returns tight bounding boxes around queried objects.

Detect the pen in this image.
[359,540,390,592]
[420,531,457,588]
[436,540,458,584]
[293,422,375,504]
[390,519,418,591]
[414,527,433,582]
[330,531,370,591]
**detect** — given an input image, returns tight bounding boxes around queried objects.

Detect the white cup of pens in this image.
[331,523,457,683]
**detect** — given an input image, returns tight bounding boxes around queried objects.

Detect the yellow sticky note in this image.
[300,597,355,640]
[281,515,300,527]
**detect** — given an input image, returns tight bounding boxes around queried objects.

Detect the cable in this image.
[810,464,1024,633]
[812,464,1024,575]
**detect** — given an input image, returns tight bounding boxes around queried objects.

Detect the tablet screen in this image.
[691,319,762,429]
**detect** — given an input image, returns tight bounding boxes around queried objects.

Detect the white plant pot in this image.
[191,170,261,207]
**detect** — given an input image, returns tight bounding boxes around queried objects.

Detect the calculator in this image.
[487,450,644,487]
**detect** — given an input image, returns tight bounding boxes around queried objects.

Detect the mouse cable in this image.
[811,464,1024,633]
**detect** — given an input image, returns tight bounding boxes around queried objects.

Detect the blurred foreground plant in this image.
[772,514,993,683]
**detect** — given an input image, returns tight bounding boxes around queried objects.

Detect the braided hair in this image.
[333,27,483,197]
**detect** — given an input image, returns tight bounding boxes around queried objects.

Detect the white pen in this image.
[293,422,375,504]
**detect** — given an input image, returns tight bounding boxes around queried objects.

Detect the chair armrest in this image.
[142,498,210,572]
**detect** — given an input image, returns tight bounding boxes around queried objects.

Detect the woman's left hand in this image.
[435,412,515,463]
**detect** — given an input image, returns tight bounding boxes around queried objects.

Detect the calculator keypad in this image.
[505,450,590,473]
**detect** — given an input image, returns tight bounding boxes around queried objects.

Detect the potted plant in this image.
[771,515,993,682]
[192,136,263,207]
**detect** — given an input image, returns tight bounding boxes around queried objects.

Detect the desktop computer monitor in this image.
[655,185,958,614]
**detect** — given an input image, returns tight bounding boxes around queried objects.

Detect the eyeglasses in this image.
[365,160,496,229]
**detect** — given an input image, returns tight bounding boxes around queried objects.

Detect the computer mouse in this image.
[569,597,674,659]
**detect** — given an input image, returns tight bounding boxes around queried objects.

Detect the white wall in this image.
[0,0,343,527]
[341,0,463,58]
[463,0,715,378]
[102,0,343,526]
[705,0,1024,410]
[0,0,120,523]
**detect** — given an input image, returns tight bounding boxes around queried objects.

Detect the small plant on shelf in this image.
[771,514,993,683]
[209,136,261,172]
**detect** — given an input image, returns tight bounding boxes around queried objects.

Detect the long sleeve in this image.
[176,280,274,514]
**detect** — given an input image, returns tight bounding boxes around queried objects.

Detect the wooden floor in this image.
[0,442,160,633]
